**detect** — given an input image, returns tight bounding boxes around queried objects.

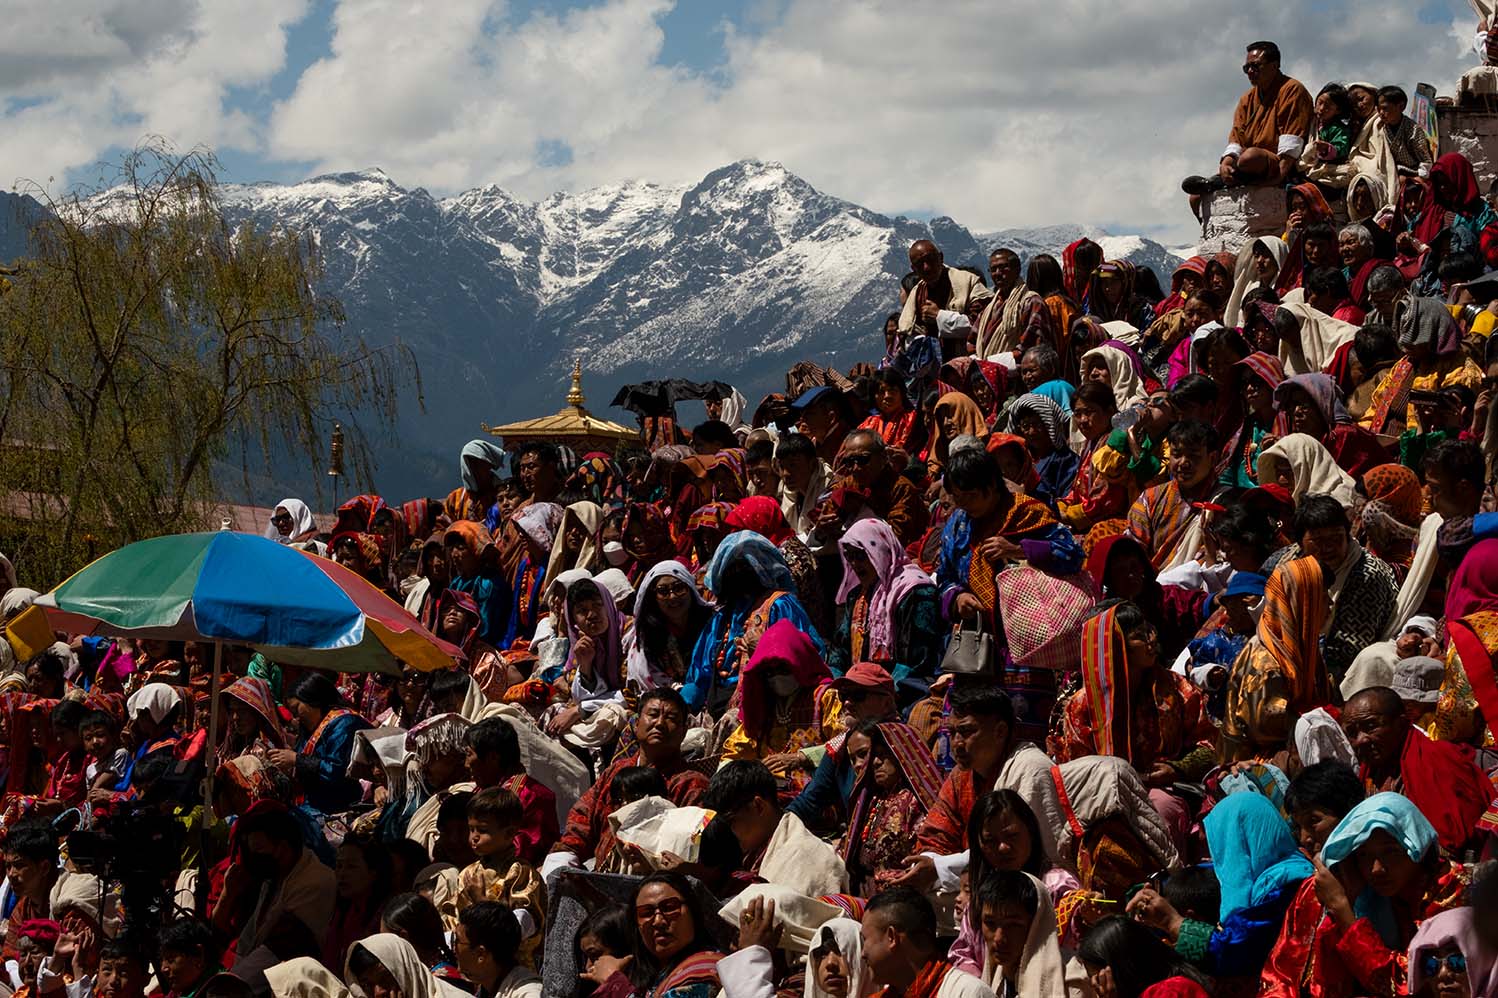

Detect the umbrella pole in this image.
[197,641,223,915]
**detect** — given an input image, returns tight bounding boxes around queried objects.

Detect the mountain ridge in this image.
[6,162,1183,501]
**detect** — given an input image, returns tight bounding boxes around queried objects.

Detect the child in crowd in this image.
[464,717,559,865]
[1310,83,1357,165]
[458,787,547,969]
[41,700,89,811]
[608,765,670,809]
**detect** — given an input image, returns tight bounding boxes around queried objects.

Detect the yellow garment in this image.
[718,685,844,764]
[1433,640,1482,744]
[1360,355,1485,432]
[456,854,546,969]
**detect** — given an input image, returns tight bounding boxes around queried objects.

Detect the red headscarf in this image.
[725,496,793,546]
[1415,153,1485,245]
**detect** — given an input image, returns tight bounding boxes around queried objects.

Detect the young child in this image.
[458,787,547,969]
[1309,83,1356,166]
[574,907,633,994]
[41,701,90,811]
[81,710,128,802]
[434,791,476,869]
[1161,866,1221,928]
[463,717,558,865]
[608,766,669,809]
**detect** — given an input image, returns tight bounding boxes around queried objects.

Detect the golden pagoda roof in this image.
[482,360,640,445]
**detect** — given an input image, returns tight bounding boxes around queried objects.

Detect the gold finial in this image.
[566,358,585,408]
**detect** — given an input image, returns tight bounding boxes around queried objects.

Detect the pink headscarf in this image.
[737,620,830,733]
[563,577,624,691]
[836,518,934,662]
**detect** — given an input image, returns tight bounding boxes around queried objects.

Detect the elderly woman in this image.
[1079,342,1152,413]
[1257,433,1359,506]
[345,932,467,998]
[1260,794,1465,998]
[681,531,821,713]
[927,392,991,477]
[1008,393,1080,509]
[1276,373,1387,480]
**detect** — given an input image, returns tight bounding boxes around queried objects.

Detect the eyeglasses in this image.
[839,689,870,705]
[271,512,293,524]
[839,453,874,468]
[398,673,426,687]
[654,582,691,599]
[1242,62,1263,74]
[635,897,686,924]
[1421,954,1467,977]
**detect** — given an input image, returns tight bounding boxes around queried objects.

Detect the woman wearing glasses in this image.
[586,872,723,998]
[626,561,713,690]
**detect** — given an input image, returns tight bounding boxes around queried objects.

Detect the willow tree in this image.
[0,143,417,586]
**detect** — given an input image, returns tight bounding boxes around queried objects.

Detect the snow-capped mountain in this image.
[5,163,1182,500]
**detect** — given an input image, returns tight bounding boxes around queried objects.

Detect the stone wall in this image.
[1439,106,1498,189]
[1196,186,1287,255]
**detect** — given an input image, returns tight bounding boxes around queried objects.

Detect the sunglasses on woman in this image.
[635,897,686,923]
[1421,953,1467,977]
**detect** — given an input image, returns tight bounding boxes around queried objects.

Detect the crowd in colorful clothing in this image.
[9,34,1498,998]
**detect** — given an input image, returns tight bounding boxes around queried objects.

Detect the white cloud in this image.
[0,0,308,192]
[1,0,1479,240]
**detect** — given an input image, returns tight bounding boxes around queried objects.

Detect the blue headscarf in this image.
[1031,377,1076,416]
[1320,792,1440,946]
[704,530,795,594]
[1205,791,1313,917]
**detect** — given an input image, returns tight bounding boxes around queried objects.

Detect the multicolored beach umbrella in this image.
[37,531,461,674]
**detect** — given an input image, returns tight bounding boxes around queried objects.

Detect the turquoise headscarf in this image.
[1319,792,1439,946]
[1320,792,1437,867]
[703,530,796,595]
[1205,790,1313,917]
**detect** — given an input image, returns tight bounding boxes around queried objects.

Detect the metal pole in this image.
[196,641,223,915]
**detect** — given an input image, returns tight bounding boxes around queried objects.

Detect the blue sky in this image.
[0,0,1481,241]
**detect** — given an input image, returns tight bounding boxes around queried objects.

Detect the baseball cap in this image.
[831,661,895,697]
[789,386,835,412]
[1391,656,1444,705]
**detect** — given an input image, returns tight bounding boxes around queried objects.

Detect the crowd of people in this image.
[5,33,1498,998]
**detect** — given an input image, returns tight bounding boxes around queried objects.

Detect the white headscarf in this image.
[126,682,182,724]
[1256,433,1358,505]
[543,501,603,592]
[346,933,467,998]
[1294,708,1357,767]
[594,568,636,611]
[981,871,1069,998]
[1079,344,1147,411]
[265,498,316,544]
[626,560,710,689]
[1,588,37,623]
[803,917,866,998]
[719,387,751,433]
[264,958,352,998]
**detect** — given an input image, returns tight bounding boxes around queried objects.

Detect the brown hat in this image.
[830,661,895,696]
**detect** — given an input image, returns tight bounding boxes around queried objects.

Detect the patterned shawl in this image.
[839,721,943,863]
[835,518,934,662]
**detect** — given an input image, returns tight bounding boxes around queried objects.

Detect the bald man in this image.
[1342,686,1496,854]
[897,240,992,357]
